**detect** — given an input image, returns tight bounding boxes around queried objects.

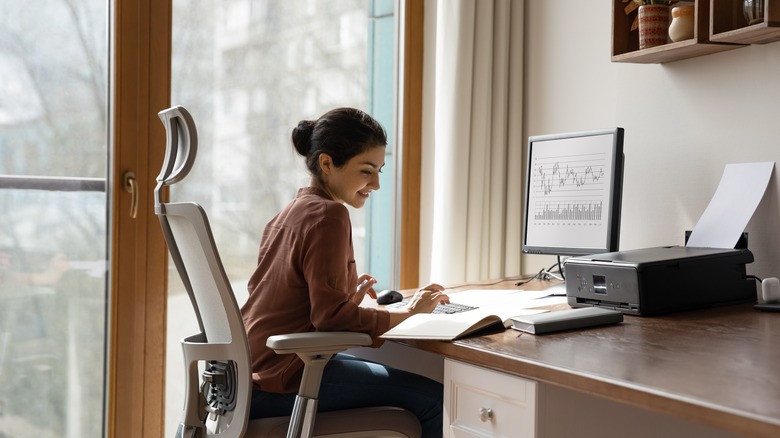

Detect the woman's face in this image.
[319,145,386,209]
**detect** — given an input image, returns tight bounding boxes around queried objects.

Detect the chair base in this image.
[244,406,422,438]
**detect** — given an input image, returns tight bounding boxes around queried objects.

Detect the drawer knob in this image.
[479,407,493,422]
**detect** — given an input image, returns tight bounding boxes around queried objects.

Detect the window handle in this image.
[123,171,138,219]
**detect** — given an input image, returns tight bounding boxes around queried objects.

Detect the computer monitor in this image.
[522,127,624,257]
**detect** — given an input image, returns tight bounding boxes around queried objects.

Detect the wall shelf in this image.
[710,0,780,44]
[612,0,743,63]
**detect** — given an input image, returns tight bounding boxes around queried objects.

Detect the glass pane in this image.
[167,0,394,433]
[366,0,396,283]
[0,2,109,438]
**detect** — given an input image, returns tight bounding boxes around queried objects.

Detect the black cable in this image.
[515,260,565,286]
[557,256,566,281]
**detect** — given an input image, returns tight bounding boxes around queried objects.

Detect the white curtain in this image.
[421,0,524,285]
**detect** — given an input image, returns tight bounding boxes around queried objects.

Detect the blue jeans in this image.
[249,354,443,438]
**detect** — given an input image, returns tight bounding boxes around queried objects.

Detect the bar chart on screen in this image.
[533,200,603,221]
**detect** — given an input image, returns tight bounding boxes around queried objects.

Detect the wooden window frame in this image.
[107,0,171,436]
[399,0,424,289]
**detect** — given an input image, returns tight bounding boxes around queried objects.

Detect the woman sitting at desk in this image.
[241,107,448,437]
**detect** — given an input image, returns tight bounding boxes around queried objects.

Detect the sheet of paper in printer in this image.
[685,162,775,249]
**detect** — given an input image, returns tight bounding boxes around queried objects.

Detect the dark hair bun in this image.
[291,108,386,179]
[291,120,315,157]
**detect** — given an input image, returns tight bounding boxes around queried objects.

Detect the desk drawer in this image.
[444,359,536,438]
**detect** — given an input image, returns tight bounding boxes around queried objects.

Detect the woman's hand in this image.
[384,282,449,328]
[405,283,449,314]
[351,273,377,304]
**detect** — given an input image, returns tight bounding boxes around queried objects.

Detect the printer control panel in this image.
[572,271,632,296]
[566,263,640,314]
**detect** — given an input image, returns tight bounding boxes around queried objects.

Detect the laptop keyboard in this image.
[387,300,478,314]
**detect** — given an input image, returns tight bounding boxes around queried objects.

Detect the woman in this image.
[242,107,448,437]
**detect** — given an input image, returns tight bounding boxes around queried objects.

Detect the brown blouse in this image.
[241,186,390,393]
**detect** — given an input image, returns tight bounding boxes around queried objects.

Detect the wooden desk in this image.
[397,280,780,437]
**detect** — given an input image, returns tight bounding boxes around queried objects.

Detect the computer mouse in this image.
[376,289,403,305]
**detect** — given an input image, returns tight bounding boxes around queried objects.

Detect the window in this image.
[167,0,397,433]
[0,2,109,437]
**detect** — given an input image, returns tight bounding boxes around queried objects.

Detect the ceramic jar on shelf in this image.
[638,4,671,49]
[668,5,695,42]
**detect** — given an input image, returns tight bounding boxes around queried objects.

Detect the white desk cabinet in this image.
[443,359,536,437]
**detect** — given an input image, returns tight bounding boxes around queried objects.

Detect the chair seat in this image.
[244,406,422,438]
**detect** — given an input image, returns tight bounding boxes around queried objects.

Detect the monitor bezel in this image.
[521,127,625,257]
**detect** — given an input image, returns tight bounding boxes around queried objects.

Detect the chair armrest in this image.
[266,331,372,355]
[268,332,374,408]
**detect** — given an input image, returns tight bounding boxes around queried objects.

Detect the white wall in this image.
[522,1,780,281]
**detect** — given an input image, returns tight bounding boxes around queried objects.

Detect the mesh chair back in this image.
[156,106,252,438]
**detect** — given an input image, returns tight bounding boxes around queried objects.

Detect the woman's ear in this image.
[318,153,333,175]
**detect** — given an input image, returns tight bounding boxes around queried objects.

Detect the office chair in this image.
[156,105,422,438]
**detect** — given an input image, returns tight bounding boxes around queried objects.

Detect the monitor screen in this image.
[522,127,624,257]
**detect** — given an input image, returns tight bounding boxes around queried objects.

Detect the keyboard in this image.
[387,300,479,314]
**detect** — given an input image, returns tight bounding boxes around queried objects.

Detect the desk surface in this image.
[399,280,780,437]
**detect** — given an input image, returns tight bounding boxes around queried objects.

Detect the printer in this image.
[564,246,756,316]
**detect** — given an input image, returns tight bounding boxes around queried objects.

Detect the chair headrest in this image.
[155,105,198,209]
